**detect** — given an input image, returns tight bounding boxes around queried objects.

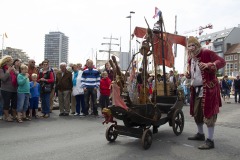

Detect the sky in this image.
[1,0,240,73]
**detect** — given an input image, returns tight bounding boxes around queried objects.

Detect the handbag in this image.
[42,83,52,93]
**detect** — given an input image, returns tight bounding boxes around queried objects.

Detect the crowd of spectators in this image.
[0,56,113,122]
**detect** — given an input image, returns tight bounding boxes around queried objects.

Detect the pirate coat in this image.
[187,49,226,118]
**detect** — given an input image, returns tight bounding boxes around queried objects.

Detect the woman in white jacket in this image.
[72,64,85,116]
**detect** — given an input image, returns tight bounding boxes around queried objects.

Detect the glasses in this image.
[31,61,35,64]
[188,44,195,48]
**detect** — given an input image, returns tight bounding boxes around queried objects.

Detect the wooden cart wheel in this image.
[141,129,152,150]
[105,124,118,142]
[172,109,184,136]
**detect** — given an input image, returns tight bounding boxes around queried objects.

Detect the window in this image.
[215,45,222,51]
[225,56,229,61]
[216,38,223,42]
[225,63,233,76]
[234,63,238,70]
[234,54,238,60]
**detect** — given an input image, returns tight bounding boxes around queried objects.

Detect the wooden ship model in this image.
[102,11,187,150]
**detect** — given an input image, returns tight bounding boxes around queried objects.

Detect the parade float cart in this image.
[102,12,187,150]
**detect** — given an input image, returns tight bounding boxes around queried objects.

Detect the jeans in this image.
[0,101,3,116]
[41,93,50,114]
[100,95,110,109]
[29,97,39,109]
[84,88,97,115]
[75,94,85,114]
[17,93,30,112]
[223,88,230,97]
[234,89,240,102]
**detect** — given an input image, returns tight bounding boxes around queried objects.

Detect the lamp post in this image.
[126,11,135,58]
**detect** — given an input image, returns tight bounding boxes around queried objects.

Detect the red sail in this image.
[133,26,187,67]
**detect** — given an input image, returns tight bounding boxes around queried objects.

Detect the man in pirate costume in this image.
[185,36,226,149]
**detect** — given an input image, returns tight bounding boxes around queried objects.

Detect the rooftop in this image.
[225,43,240,54]
[198,28,234,42]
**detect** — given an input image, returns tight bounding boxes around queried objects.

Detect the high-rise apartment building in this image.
[44,32,69,67]
[0,47,29,62]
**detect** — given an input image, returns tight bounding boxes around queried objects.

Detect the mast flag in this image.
[153,7,161,19]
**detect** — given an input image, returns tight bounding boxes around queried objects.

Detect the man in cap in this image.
[185,36,226,149]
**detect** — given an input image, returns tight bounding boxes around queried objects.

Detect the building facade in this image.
[44,32,69,68]
[198,26,240,76]
[223,43,240,76]
[0,47,29,63]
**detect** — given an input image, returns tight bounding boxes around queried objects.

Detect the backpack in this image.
[39,70,54,93]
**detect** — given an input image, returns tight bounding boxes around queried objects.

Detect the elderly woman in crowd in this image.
[72,64,85,116]
[37,60,54,118]
[0,55,18,122]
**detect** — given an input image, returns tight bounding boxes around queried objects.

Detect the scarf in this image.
[72,71,78,86]
[3,65,18,87]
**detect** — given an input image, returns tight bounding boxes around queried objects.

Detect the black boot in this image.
[188,133,205,141]
[198,138,214,149]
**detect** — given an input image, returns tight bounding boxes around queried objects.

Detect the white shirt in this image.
[191,58,203,97]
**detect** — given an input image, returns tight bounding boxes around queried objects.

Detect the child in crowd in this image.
[30,73,41,118]
[16,64,30,123]
[100,71,111,110]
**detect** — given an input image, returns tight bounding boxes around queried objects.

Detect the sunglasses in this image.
[188,44,196,48]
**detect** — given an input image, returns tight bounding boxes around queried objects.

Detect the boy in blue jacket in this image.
[30,73,41,118]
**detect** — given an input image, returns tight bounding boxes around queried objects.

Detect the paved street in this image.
[0,98,240,160]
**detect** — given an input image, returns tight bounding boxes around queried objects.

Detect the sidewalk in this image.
[221,95,240,104]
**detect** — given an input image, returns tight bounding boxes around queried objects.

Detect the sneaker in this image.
[40,114,45,118]
[79,113,86,117]
[35,115,40,119]
[63,113,69,116]
[43,114,49,118]
[59,113,64,116]
[74,113,80,116]
[198,139,214,149]
[71,112,75,115]
[23,117,31,121]
[5,117,14,122]
[188,133,205,141]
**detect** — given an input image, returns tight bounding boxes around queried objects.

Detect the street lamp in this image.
[126,11,135,58]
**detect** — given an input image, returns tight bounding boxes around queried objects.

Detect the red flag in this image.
[153,7,161,19]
